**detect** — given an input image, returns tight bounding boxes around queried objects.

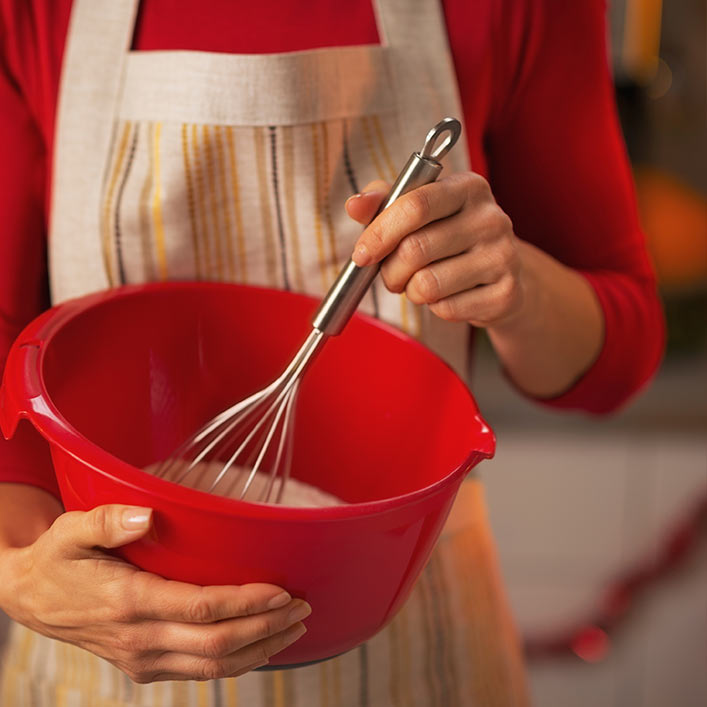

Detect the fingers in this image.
[379,212,471,293]
[53,505,153,554]
[135,599,312,656]
[402,235,518,305]
[121,622,308,683]
[351,174,468,266]
[428,274,523,326]
[129,574,296,624]
[344,170,522,327]
[345,180,390,225]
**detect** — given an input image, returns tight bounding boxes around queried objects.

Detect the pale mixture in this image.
[144,460,344,507]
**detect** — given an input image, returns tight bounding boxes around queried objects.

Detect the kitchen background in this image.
[474,0,706,704]
[1,1,704,705]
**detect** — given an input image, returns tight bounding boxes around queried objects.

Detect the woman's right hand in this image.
[0,504,310,682]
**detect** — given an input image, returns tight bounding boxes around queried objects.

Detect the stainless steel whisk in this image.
[154,118,462,503]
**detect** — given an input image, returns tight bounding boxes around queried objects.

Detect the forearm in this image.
[487,239,604,399]
[0,482,63,550]
[0,483,61,620]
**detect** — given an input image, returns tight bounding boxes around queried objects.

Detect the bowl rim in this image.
[4,282,495,521]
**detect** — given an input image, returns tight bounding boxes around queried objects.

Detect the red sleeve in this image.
[0,8,59,497]
[475,0,664,414]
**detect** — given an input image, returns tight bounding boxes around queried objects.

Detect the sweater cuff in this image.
[0,419,60,499]
[515,269,664,415]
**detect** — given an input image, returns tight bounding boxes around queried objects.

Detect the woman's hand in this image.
[0,503,309,683]
[347,173,525,329]
[346,171,604,398]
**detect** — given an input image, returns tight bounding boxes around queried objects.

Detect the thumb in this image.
[345,180,390,225]
[54,505,153,555]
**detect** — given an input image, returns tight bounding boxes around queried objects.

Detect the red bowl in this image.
[0,282,494,665]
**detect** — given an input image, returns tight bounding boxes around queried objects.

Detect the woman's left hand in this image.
[346,173,525,329]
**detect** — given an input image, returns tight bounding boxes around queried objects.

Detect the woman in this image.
[0,0,663,705]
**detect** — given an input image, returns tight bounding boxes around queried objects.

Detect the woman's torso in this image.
[1,1,528,704]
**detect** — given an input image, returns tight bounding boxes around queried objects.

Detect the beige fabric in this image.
[15,0,531,704]
[119,47,396,126]
[48,0,471,378]
[48,0,138,302]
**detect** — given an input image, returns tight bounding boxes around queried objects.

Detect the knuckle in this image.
[492,211,513,238]
[111,581,140,624]
[411,268,441,303]
[49,510,76,537]
[234,597,256,618]
[401,188,431,226]
[112,607,134,625]
[498,276,519,309]
[398,232,429,268]
[248,615,276,642]
[484,205,512,235]
[120,659,153,684]
[113,627,145,657]
[90,505,112,538]
[462,171,489,198]
[498,210,513,234]
[233,588,266,618]
[199,658,232,681]
[478,205,500,232]
[455,170,476,189]
[431,298,459,322]
[201,631,231,659]
[127,669,153,685]
[186,591,217,623]
[365,222,386,251]
[111,598,138,625]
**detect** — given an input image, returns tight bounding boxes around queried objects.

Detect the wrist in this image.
[484,240,604,398]
[0,545,29,620]
[0,483,62,550]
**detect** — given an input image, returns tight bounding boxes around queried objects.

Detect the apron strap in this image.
[373,0,470,173]
[49,0,140,303]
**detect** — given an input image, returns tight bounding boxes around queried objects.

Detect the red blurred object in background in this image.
[571,626,611,663]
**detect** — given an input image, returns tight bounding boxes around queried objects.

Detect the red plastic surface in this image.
[0,282,494,665]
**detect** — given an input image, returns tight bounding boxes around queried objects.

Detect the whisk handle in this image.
[312,118,462,336]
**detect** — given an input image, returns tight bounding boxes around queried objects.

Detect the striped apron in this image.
[0,0,530,704]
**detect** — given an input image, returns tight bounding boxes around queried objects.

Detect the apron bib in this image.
[48,0,471,378]
[1,1,529,705]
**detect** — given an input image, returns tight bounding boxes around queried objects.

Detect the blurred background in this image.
[474,0,707,704]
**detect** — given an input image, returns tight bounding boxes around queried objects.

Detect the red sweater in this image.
[0,0,664,498]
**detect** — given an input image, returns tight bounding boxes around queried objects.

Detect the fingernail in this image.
[121,507,152,531]
[352,244,371,267]
[287,601,312,624]
[267,591,292,610]
[285,623,307,644]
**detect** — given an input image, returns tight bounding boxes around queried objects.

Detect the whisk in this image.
[154,117,462,503]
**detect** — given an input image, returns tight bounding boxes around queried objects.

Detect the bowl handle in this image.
[0,339,49,440]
